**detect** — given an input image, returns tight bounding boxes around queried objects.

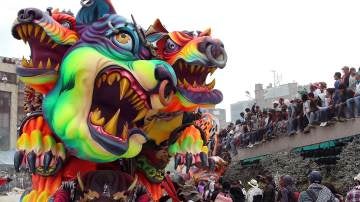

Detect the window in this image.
[0,91,11,151]
[0,71,17,85]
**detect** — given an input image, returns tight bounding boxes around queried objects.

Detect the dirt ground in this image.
[0,193,21,202]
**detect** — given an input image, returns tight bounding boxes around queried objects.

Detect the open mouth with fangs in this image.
[87,66,149,154]
[173,59,223,104]
[12,23,69,76]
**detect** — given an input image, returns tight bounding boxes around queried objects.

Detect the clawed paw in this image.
[168,124,212,173]
[15,138,65,176]
[15,113,65,176]
[173,152,212,172]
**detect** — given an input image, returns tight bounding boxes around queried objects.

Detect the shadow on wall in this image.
[223,137,360,194]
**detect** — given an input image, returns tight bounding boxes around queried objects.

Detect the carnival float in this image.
[11,0,228,201]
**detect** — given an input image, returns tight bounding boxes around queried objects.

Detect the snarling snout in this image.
[146,20,227,108]
[43,44,177,162]
[197,37,227,68]
[11,7,78,94]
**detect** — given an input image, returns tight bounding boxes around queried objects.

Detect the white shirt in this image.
[314,89,322,97]
[303,100,310,114]
[317,92,326,107]
[349,75,357,91]
[209,181,215,192]
[355,82,360,96]
[247,187,263,202]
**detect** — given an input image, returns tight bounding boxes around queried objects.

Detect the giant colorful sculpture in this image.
[11,0,227,201]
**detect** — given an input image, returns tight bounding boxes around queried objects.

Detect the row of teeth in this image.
[16,24,58,48]
[91,72,148,135]
[178,78,216,90]
[96,72,146,108]
[90,108,130,139]
[177,63,216,75]
[21,57,59,70]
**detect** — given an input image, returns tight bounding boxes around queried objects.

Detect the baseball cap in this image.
[308,171,322,184]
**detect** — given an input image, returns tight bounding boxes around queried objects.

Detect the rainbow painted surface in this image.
[11,0,227,201]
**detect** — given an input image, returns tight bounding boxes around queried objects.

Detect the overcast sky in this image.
[2,0,360,121]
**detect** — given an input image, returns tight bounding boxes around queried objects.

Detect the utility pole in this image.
[271,70,276,87]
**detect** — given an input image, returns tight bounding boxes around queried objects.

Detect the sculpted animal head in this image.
[76,171,138,201]
[11,8,79,94]
[146,19,227,111]
[43,10,177,162]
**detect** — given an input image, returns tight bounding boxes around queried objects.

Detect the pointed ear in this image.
[199,28,211,37]
[153,19,168,33]
[53,8,60,14]
[145,19,168,36]
[76,0,117,26]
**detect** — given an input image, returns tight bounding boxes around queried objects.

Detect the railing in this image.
[233,118,360,160]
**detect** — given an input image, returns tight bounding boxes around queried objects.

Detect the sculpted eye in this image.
[113,32,133,51]
[165,38,179,53]
[61,21,72,29]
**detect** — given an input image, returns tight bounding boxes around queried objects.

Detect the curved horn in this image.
[199,28,211,37]
[77,172,85,191]
[128,175,138,191]
[131,14,158,58]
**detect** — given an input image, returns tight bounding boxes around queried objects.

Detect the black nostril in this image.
[27,10,36,18]
[17,8,43,23]
[198,40,210,54]
[209,45,223,58]
[205,43,227,68]
[17,9,25,18]
[198,40,225,55]
[197,38,227,68]
[220,42,224,48]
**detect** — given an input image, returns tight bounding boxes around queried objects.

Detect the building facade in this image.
[230,82,309,122]
[202,108,227,129]
[230,100,254,122]
[255,82,299,109]
[0,57,24,151]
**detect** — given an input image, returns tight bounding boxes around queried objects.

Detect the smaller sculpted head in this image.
[11,8,79,94]
[146,20,227,112]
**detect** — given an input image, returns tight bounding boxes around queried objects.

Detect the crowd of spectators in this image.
[185,171,360,201]
[219,66,360,155]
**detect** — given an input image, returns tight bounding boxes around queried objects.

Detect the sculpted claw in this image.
[14,150,24,172]
[200,152,208,168]
[174,153,181,170]
[27,151,36,173]
[208,157,215,172]
[43,151,53,171]
[185,152,192,173]
[54,158,63,174]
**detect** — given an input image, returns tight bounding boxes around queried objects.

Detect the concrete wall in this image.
[0,84,18,150]
[0,58,20,150]
[230,100,254,122]
[234,119,360,160]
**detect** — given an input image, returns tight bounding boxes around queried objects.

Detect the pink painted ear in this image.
[199,28,211,37]
[152,19,168,33]
[145,19,168,36]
